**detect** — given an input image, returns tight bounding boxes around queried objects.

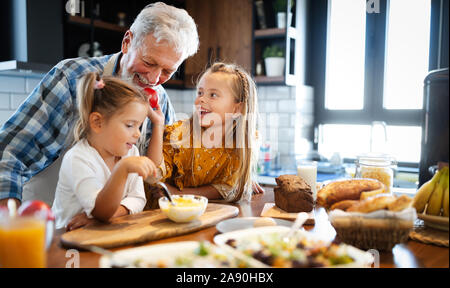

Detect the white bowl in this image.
[159,195,208,223]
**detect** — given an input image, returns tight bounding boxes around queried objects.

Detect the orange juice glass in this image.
[0,216,47,268]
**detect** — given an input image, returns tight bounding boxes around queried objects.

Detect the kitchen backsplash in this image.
[0,73,314,170]
[0,74,42,124]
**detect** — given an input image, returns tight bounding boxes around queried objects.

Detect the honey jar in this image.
[355,153,397,193]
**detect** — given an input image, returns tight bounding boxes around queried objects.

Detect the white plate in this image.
[216,217,293,233]
[214,226,374,268]
[418,213,449,231]
[99,241,267,268]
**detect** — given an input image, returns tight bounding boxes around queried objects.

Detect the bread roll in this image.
[387,195,413,212]
[317,179,385,208]
[330,200,359,211]
[347,195,396,213]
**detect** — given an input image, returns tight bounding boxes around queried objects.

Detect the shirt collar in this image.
[113,52,123,76]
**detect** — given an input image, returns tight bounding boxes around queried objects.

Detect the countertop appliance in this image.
[419,68,449,186]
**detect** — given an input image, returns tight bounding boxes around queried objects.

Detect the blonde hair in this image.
[130,2,199,59]
[74,72,147,141]
[196,62,259,202]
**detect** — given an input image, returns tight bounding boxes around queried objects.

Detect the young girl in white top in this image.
[52,72,157,230]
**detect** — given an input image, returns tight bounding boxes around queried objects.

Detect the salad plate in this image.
[99,241,267,268]
[214,226,374,268]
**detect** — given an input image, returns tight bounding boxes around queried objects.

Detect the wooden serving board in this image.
[61,203,239,249]
[260,203,315,225]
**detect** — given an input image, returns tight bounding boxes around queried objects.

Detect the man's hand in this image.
[252,181,265,195]
[0,198,21,207]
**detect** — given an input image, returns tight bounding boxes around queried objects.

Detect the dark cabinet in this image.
[184,0,253,87]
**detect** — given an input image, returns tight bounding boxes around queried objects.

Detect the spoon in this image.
[157,181,175,206]
[283,212,308,243]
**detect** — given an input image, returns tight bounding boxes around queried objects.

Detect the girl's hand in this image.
[66,212,96,231]
[120,156,157,179]
[252,181,265,194]
[148,103,165,127]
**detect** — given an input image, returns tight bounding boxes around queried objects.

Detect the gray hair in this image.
[129,2,199,59]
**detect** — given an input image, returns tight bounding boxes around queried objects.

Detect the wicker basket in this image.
[331,217,414,251]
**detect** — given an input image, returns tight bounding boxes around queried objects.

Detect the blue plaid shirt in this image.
[0,53,176,201]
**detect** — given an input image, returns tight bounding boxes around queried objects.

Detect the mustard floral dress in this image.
[158,120,242,202]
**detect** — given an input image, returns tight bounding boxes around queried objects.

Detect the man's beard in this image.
[121,71,150,87]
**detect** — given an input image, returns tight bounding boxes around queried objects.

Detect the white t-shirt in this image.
[52,139,146,229]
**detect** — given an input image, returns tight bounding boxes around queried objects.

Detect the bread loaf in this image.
[317,179,385,208]
[274,175,314,213]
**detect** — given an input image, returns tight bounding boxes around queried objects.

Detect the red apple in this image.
[144,87,159,109]
[18,200,55,221]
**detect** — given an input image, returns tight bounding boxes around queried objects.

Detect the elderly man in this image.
[0,3,199,207]
[0,2,264,210]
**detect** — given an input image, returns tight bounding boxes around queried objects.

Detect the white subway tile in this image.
[256,86,266,100]
[278,99,297,113]
[259,100,278,113]
[0,110,15,126]
[166,89,179,100]
[183,103,195,114]
[0,93,10,110]
[276,113,291,127]
[278,127,295,142]
[26,77,43,93]
[179,89,196,103]
[11,93,29,110]
[277,141,291,154]
[0,76,26,93]
[265,86,291,100]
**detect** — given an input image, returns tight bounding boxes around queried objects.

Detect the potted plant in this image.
[273,0,294,28]
[263,45,285,77]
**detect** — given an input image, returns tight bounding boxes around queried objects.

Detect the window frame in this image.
[310,0,442,167]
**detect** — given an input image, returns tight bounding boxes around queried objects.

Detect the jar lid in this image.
[355,153,397,167]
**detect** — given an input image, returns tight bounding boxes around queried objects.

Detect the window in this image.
[325,0,366,110]
[383,0,431,109]
[315,0,434,165]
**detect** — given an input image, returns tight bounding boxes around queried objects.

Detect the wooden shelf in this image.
[255,28,285,38]
[254,27,297,39]
[254,75,285,84]
[68,15,128,33]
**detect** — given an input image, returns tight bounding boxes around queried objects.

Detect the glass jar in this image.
[355,153,397,193]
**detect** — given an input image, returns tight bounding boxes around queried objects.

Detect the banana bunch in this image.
[413,167,449,217]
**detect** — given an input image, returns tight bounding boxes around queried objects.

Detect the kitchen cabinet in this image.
[184,0,253,87]
[252,0,307,86]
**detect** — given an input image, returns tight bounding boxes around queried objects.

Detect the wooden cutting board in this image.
[260,203,315,225]
[60,203,239,249]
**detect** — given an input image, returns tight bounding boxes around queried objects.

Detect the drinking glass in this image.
[0,216,47,268]
[297,160,318,200]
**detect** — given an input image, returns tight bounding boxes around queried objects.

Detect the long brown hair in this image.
[195,62,259,202]
[74,72,147,141]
